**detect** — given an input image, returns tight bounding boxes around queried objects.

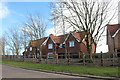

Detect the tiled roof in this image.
[50,31,85,43]
[107,24,120,36]
[30,37,48,47]
[30,41,36,47]
[50,34,68,43]
[29,31,86,47]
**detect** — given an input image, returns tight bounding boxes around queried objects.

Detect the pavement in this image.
[1,64,119,80]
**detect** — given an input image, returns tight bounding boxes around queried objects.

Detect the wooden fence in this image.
[2,52,120,66]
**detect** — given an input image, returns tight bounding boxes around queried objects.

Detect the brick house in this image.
[23,37,47,58]
[24,31,96,58]
[107,24,120,53]
[41,31,95,59]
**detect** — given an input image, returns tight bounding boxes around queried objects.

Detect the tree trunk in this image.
[39,50,42,63]
[83,53,85,65]
[86,34,91,59]
[16,50,19,56]
[86,33,93,61]
[65,43,68,60]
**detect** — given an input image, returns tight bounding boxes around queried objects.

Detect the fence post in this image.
[83,53,85,65]
[46,55,48,64]
[79,52,81,59]
[38,55,41,63]
[8,55,10,61]
[101,51,103,66]
[67,53,70,65]
[56,54,58,64]
[10,55,12,61]
[32,55,34,63]
[112,53,114,66]
[115,49,118,56]
[22,55,24,62]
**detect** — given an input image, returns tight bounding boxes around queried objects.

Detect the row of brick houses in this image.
[23,31,95,59]
[23,24,120,58]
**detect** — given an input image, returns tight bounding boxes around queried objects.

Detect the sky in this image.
[0,2,53,37]
[0,1,119,53]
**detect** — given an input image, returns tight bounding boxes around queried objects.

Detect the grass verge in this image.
[2,60,119,77]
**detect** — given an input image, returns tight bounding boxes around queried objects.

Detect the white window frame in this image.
[69,41,75,47]
[48,52,53,59]
[48,44,53,49]
[59,43,63,48]
[30,47,32,51]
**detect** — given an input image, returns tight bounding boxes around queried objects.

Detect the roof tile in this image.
[29,31,86,47]
[50,31,85,43]
[30,37,47,47]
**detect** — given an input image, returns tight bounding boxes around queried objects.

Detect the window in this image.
[69,41,74,47]
[59,43,63,48]
[30,47,32,51]
[48,52,53,59]
[48,44,53,49]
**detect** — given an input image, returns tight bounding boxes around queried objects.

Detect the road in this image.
[2,64,103,80]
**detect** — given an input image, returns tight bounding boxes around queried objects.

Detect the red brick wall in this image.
[107,30,115,52]
[42,45,47,55]
[80,43,88,53]
[57,47,65,54]
[43,37,55,55]
[41,33,96,55]
[114,31,120,50]
[66,34,81,53]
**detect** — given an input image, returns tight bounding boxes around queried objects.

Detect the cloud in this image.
[0,2,10,19]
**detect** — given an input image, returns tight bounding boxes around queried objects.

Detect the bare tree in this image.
[51,2,69,59]
[6,28,22,55]
[22,14,47,40]
[20,31,29,51]
[51,0,117,58]
[0,36,6,55]
[51,2,70,35]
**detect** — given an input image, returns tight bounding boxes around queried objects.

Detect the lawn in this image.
[2,60,119,77]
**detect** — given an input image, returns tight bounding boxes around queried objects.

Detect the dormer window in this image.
[30,47,32,51]
[69,41,74,47]
[48,44,53,49]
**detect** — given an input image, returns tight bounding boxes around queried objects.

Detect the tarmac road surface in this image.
[2,64,105,80]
